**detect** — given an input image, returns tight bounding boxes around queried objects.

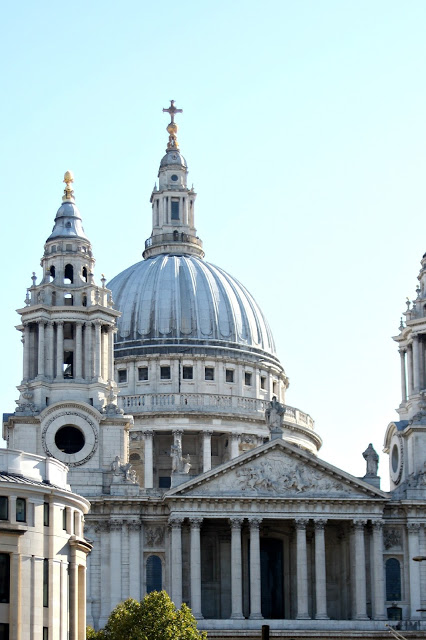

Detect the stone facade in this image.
[4,106,426,639]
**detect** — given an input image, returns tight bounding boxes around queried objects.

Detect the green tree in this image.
[87,591,207,640]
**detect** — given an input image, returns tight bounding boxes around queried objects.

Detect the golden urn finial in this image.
[62,170,75,202]
[162,100,183,150]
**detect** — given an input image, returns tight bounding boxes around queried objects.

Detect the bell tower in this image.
[4,173,134,496]
[143,101,204,259]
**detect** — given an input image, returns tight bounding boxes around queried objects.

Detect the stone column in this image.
[37,320,46,377]
[314,519,329,619]
[143,430,154,489]
[295,518,310,619]
[94,320,102,380]
[85,321,93,381]
[413,334,420,393]
[203,430,212,473]
[69,559,78,640]
[407,345,414,397]
[75,321,83,380]
[371,521,386,620]
[190,517,203,619]
[169,515,184,608]
[352,520,368,620]
[128,521,141,601]
[248,517,263,620]
[108,326,115,383]
[230,517,244,619]
[110,521,122,611]
[46,321,54,379]
[407,522,421,618]
[10,553,21,640]
[399,349,407,403]
[22,324,30,381]
[230,433,240,459]
[55,321,64,380]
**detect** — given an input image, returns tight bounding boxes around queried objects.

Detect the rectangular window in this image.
[272,381,278,395]
[43,558,49,607]
[138,367,148,381]
[63,351,74,378]
[159,476,171,489]
[43,628,48,640]
[205,367,215,381]
[245,372,252,386]
[0,497,8,521]
[44,502,50,527]
[16,498,26,522]
[182,366,193,380]
[118,369,127,383]
[0,554,10,603]
[160,366,171,380]
[62,508,67,530]
[171,200,180,220]
[260,376,266,390]
[0,624,9,640]
[226,369,234,383]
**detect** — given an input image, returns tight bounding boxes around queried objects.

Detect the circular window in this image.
[55,426,85,454]
[391,443,399,473]
[171,174,178,181]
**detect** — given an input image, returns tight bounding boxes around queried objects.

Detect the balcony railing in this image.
[145,232,203,250]
[118,393,314,430]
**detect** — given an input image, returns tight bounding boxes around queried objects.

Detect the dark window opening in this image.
[0,623,9,640]
[205,367,215,381]
[387,606,402,621]
[146,555,162,592]
[64,264,74,284]
[182,366,193,380]
[82,293,87,307]
[159,476,171,489]
[63,322,73,340]
[64,293,73,306]
[260,376,266,390]
[245,372,252,386]
[51,291,56,306]
[55,426,85,454]
[118,369,127,383]
[171,174,178,182]
[43,502,50,527]
[62,509,67,530]
[386,558,401,601]
[226,369,234,383]
[43,559,48,607]
[272,382,278,395]
[171,200,179,220]
[16,498,26,522]
[138,367,148,381]
[173,230,179,241]
[0,555,10,604]
[82,266,88,282]
[63,351,74,378]
[129,453,141,462]
[49,265,56,281]
[0,497,8,521]
[43,628,48,640]
[160,366,171,380]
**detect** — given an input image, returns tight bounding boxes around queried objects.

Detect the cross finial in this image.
[162,99,183,123]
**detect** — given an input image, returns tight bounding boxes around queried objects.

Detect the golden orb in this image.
[167,123,178,135]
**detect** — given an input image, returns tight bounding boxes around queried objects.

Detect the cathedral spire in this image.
[162,100,183,150]
[46,171,88,243]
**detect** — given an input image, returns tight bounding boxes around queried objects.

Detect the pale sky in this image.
[1,1,426,489]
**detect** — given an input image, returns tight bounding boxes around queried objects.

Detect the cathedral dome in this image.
[108,254,278,361]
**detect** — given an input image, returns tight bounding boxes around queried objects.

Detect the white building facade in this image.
[4,103,426,638]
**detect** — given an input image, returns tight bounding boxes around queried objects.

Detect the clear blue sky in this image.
[1,1,426,488]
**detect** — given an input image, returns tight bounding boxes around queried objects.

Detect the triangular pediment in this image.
[167,438,387,500]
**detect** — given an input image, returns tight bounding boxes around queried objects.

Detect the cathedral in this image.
[3,102,426,639]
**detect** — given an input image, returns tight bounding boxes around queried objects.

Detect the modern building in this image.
[3,103,426,638]
[0,449,91,640]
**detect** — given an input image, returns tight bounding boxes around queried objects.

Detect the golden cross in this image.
[162,100,183,123]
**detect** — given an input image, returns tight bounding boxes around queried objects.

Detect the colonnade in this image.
[22,320,115,382]
[168,516,387,621]
[399,333,426,402]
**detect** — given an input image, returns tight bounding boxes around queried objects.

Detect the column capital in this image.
[109,520,122,532]
[93,319,103,327]
[314,518,327,530]
[127,520,141,532]
[231,433,241,442]
[75,320,84,327]
[413,333,420,342]
[189,516,203,529]
[399,348,406,355]
[295,518,309,530]
[173,429,183,437]
[248,517,262,529]
[229,516,244,529]
[371,520,384,531]
[46,320,54,327]
[84,321,93,328]
[56,320,64,327]
[407,522,421,532]
[203,429,213,437]
[36,319,46,326]
[169,515,185,529]
[143,429,154,438]
[352,519,367,530]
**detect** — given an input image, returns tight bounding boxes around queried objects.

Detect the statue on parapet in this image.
[265,396,286,438]
[362,443,379,476]
[170,441,191,474]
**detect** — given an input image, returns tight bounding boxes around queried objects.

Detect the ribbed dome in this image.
[108,255,277,357]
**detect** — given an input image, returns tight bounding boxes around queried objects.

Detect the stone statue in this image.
[170,441,191,474]
[362,443,379,476]
[265,396,285,435]
[110,456,138,483]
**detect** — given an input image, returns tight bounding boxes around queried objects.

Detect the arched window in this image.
[146,555,162,593]
[64,293,73,306]
[49,265,56,281]
[64,264,74,284]
[386,558,401,601]
[82,267,88,282]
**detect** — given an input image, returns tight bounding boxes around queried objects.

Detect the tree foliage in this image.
[86,591,207,640]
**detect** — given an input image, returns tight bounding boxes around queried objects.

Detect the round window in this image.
[171,174,178,181]
[55,425,85,454]
[391,443,399,473]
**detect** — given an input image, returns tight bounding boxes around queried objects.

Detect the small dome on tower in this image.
[159,150,187,169]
